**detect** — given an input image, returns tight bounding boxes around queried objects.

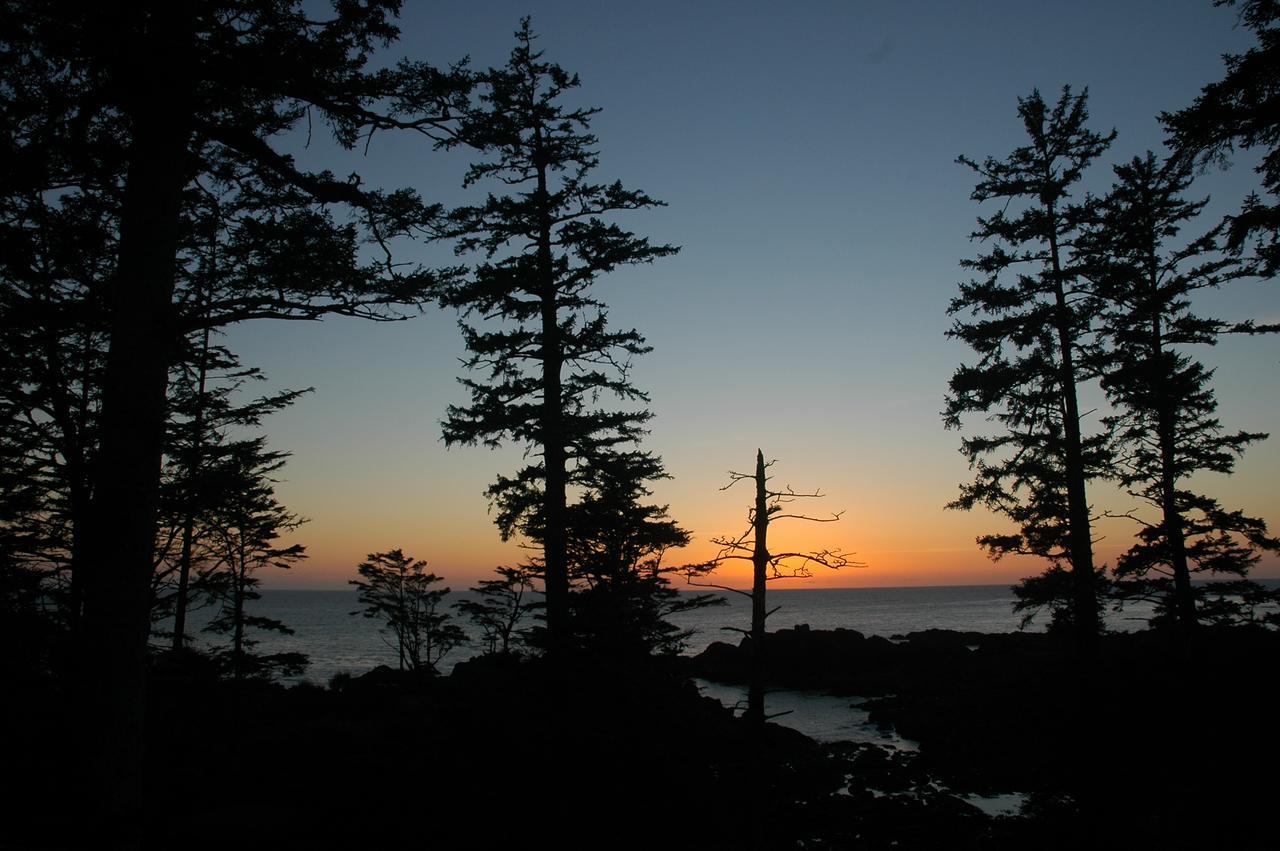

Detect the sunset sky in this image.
[228,0,1279,590]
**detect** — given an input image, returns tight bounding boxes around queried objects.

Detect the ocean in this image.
[191,583,1162,688]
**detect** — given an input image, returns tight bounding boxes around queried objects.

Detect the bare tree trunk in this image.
[746,449,769,726]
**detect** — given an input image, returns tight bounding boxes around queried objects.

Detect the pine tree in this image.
[436,19,677,648]
[454,565,537,656]
[0,4,476,829]
[1163,0,1280,278]
[202,439,308,682]
[155,325,309,652]
[351,549,467,674]
[564,449,721,658]
[945,86,1115,653]
[0,187,114,641]
[1086,152,1280,630]
[0,2,465,828]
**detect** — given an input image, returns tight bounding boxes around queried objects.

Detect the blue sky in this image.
[228,0,1279,588]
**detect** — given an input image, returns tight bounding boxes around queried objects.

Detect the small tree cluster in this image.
[949,79,1278,643]
[1,1,468,825]
[351,549,467,675]
[154,324,311,652]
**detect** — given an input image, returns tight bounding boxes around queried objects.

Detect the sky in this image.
[227,0,1279,590]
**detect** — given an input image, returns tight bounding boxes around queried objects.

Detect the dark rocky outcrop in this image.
[687,625,1280,848]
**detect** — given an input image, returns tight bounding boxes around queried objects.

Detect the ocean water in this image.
[184,583,1160,687]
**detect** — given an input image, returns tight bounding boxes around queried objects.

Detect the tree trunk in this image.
[1136,259,1197,635]
[67,477,91,638]
[67,331,100,639]
[1158,404,1196,632]
[746,449,769,726]
[172,324,211,651]
[232,546,246,683]
[534,136,570,650]
[1046,221,1100,659]
[61,428,92,641]
[398,566,407,671]
[76,2,194,840]
[39,323,91,637]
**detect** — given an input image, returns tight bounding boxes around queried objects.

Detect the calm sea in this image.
[187,584,1164,688]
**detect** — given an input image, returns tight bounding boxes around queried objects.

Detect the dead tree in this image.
[688,449,859,725]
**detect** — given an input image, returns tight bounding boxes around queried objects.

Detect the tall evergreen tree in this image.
[1086,152,1279,630]
[945,87,1114,653]
[436,19,677,648]
[1,1,466,831]
[1163,0,1280,279]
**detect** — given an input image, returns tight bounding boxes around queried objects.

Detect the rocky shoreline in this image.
[684,625,1279,846]
[7,626,1276,848]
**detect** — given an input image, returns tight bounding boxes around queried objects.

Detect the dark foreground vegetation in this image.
[4,1,1279,848]
[7,625,1275,850]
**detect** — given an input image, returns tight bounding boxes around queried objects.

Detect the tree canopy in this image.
[946,87,1115,650]
[351,548,466,675]
[1086,152,1280,630]
[435,19,677,647]
[0,0,466,833]
[1163,0,1280,278]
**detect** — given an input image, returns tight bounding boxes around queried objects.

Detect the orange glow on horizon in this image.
[261,435,1280,592]
[264,520,1280,591]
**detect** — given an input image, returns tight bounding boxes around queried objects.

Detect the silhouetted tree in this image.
[0,399,62,672]
[565,449,721,658]
[1163,0,1280,278]
[435,19,677,649]
[455,565,537,656]
[0,188,113,642]
[946,86,1115,655]
[155,325,309,652]
[691,450,854,725]
[351,549,466,674]
[0,1,465,828]
[202,440,308,682]
[0,269,310,659]
[1085,152,1280,630]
